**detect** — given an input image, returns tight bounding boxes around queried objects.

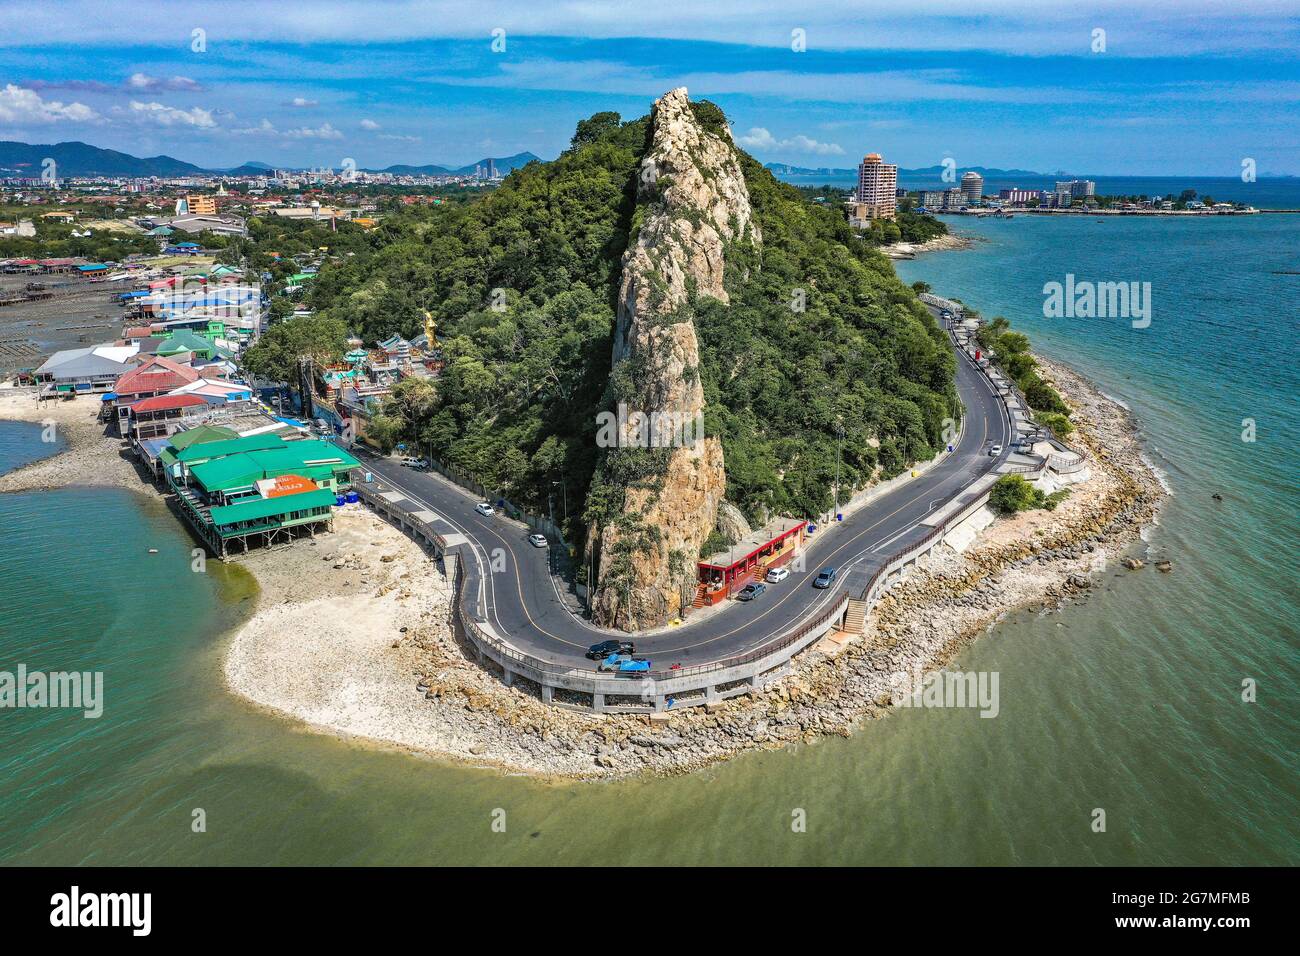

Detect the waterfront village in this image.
[1,198,458,558]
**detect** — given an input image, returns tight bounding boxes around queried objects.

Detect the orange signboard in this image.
[265,474,318,498]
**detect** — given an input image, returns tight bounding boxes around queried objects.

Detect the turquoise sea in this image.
[1,213,1297,865]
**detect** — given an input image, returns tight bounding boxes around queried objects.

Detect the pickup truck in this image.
[597,653,652,675]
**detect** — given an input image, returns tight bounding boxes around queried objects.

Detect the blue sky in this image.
[3,1,1298,174]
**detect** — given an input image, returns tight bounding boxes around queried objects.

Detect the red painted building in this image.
[696,517,808,607]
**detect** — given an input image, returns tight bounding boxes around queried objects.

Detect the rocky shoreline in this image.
[226,350,1163,781]
[883,232,975,259]
[0,351,1167,781]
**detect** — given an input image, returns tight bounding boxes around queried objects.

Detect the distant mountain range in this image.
[0,141,544,179]
[367,153,541,177]
[0,140,208,178]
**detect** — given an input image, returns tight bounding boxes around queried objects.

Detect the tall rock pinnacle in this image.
[587,88,761,631]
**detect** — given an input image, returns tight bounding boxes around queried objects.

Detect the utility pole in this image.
[834,422,844,522]
[551,479,567,522]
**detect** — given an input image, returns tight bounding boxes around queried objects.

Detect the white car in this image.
[989,444,1003,457]
[528,533,547,548]
[399,456,427,469]
[765,567,790,584]
[474,502,495,517]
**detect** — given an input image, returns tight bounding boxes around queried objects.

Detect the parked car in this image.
[765,567,790,584]
[989,444,1003,457]
[528,533,547,548]
[813,567,837,589]
[586,640,635,661]
[400,456,428,469]
[736,582,768,601]
[474,502,495,517]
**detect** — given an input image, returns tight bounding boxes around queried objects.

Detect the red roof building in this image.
[114,355,201,399]
[112,356,202,435]
[129,393,208,414]
[125,393,209,441]
[696,518,808,605]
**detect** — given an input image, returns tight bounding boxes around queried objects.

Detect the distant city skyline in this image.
[3,1,1298,175]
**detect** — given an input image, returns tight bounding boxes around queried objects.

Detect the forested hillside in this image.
[292,105,958,547]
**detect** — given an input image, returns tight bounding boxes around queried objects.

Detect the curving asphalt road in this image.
[346,309,1012,672]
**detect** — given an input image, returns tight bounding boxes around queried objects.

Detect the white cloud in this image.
[283,121,343,139]
[128,73,203,92]
[737,127,844,155]
[126,100,217,128]
[0,84,99,124]
[359,118,381,130]
[232,118,278,136]
[233,118,344,139]
[290,96,318,107]
[379,132,421,142]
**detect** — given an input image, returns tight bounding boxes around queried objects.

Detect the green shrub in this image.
[988,475,1071,515]
[1024,379,1070,415]
[1036,412,1074,436]
[989,475,1042,514]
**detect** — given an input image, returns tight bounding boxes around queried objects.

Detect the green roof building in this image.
[207,488,339,538]
[155,329,234,362]
[158,424,238,470]
[165,435,360,557]
[187,443,358,497]
[174,433,287,467]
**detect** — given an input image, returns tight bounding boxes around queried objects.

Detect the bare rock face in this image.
[588,88,760,631]
[716,500,753,544]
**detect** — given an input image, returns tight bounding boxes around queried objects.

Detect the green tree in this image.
[570,111,622,150]
[241,314,347,383]
[1025,379,1069,415]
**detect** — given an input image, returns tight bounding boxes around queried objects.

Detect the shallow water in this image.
[1,213,1297,865]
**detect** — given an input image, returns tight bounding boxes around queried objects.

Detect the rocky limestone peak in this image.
[588,88,761,631]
